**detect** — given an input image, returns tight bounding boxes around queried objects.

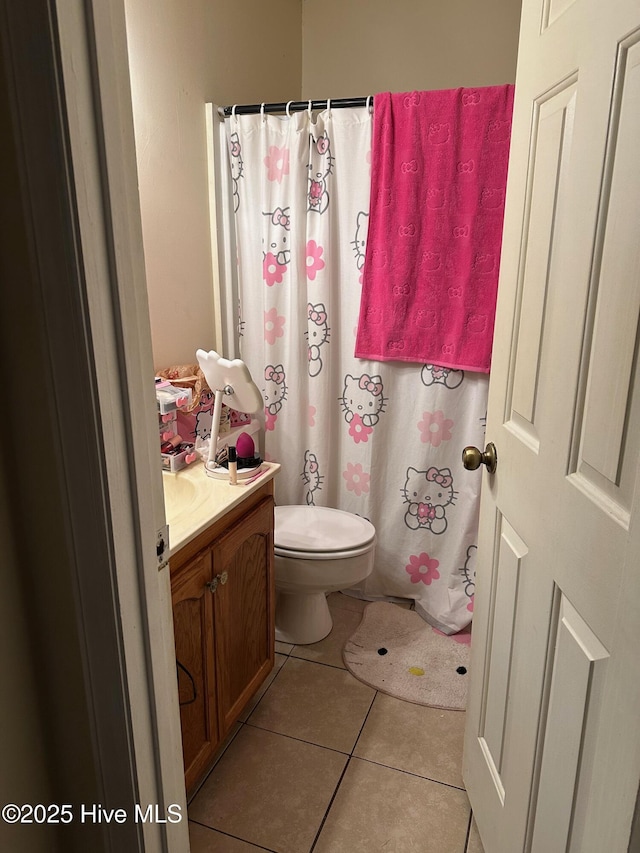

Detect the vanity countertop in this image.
[163,461,280,556]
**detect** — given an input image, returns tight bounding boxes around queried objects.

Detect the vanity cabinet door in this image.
[171,549,219,793]
[211,497,275,737]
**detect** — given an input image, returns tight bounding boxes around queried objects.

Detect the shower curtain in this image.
[224,106,488,633]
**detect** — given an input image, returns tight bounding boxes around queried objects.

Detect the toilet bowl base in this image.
[275,591,333,645]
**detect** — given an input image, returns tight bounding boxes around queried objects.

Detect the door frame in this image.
[1,1,188,850]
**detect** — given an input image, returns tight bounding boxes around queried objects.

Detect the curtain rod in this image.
[218,97,372,117]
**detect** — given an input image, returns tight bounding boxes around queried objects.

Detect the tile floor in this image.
[189,593,485,853]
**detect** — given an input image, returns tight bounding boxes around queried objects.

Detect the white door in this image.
[463,0,640,850]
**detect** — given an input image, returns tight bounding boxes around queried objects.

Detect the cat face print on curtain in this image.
[225,106,488,634]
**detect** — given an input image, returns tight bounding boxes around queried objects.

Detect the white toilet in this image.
[274,505,376,645]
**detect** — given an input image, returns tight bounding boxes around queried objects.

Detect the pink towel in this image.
[355,86,514,372]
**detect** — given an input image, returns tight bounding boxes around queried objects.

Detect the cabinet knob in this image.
[206,571,228,593]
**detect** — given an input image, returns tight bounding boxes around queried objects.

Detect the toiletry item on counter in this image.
[239,465,267,486]
[160,433,182,454]
[161,441,197,472]
[235,431,254,459]
[228,446,238,485]
[156,380,198,472]
[156,384,193,414]
[234,431,261,471]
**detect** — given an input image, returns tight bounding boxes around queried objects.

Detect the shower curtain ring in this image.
[260,102,266,122]
[366,95,373,114]
[307,100,313,120]
[286,100,293,118]
[326,98,331,116]
[231,104,237,122]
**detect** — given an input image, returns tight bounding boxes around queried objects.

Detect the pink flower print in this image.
[348,414,373,444]
[308,405,316,427]
[418,503,437,521]
[309,180,323,207]
[418,410,453,447]
[467,597,474,613]
[343,462,371,496]
[263,252,287,287]
[264,145,290,183]
[306,240,326,281]
[405,553,440,586]
[264,307,285,344]
[264,408,277,431]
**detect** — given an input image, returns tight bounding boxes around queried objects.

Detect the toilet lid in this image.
[275,505,375,554]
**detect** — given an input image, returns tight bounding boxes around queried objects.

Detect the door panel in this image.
[212,498,275,735]
[509,81,577,448]
[171,550,217,791]
[480,515,528,791]
[542,0,577,29]
[530,593,608,853]
[464,1,640,850]
[575,33,640,514]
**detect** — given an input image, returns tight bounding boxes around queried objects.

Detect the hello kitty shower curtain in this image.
[224,105,488,633]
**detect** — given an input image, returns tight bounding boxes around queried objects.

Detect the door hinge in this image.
[156,524,170,570]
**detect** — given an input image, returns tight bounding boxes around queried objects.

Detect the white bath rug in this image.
[343,602,471,710]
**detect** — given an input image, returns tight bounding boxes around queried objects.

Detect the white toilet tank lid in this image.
[275,505,375,553]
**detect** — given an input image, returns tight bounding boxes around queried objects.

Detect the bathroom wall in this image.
[124,0,302,368]
[127,0,520,368]
[302,0,522,97]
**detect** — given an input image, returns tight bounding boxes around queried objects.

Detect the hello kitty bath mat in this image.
[343,602,471,710]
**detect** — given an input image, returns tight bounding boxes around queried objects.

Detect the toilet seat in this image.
[275,505,375,561]
[275,542,375,560]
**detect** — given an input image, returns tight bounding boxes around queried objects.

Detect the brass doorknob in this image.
[462,442,497,474]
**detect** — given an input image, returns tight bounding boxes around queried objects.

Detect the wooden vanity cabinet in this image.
[172,549,217,792]
[170,484,275,795]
